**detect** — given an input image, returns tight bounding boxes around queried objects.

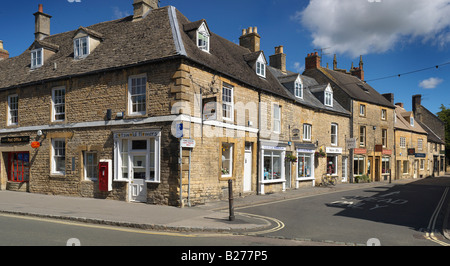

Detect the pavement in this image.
[0,177,449,240]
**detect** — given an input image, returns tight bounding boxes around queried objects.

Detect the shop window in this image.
[263,150,282,180]
[382,157,390,179]
[327,156,337,175]
[298,153,313,179]
[221,143,233,177]
[8,152,30,183]
[403,161,408,174]
[354,156,365,176]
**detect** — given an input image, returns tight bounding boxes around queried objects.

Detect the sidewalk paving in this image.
[0,177,448,239]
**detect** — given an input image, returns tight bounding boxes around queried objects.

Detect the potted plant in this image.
[315,148,326,158]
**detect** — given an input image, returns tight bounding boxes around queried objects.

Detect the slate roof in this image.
[268,66,350,116]
[0,5,294,104]
[303,67,396,109]
[394,105,427,135]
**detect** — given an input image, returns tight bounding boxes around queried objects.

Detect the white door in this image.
[130,154,147,202]
[244,151,252,192]
[342,157,348,182]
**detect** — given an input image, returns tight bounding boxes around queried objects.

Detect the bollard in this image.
[228,179,235,221]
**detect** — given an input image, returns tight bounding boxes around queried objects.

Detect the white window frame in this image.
[382,129,388,148]
[331,123,338,146]
[294,77,303,99]
[128,74,147,116]
[84,151,98,181]
[360,104,366,116]
[114,131,161,183]
[324,85,333,107]
[303,124,312,141]
[52,87,66,122]
[51,138,66,175]
[297,151,314,180]
[7,94,18,126]
[256,54,266,78]
[360,126,366,147]
[326,155,338,175]
[196,23,210,53]
[221,143,234,178]
[74,36,90,59]
[31,48,43,68]
[381,109,387,120]
[418,138,423,151]
[273,104,281,134]
[222,84,234,121]
[400,137,406,148]
[262,149,285,182]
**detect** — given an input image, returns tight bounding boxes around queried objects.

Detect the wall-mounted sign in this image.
[202,97,217,121]
[31,141,41,149]
[408,148,416,156]
[415,153,426,158]
[1,136,30,144]
[181,139,196,148]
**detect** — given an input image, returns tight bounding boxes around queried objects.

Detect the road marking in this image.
[239,212,285,236]
[425,187,450,246]
[0,213,221,238]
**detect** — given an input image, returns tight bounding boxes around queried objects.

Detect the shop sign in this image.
[31,141,41,149]
[408,148,415,156]
[262,145,286,151]
[326,147,342,154]
[354,148,367,154]
[202,97,217,121]
[346,138,357,149]
[382,149,392,155]
[1,136,30,144]
[415,153,426,158]
[181,139,196,148]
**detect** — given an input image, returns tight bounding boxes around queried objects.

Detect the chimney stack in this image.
[395,102,404,108]
[269,46,286,73]
[305,52,321,71]
[133,0,159,21]
[350,55,364,81]
[239,27,261,53]
[412,94,422,118]
[382,93,394,104]
[0,41,9,60]
[34,4,52,40]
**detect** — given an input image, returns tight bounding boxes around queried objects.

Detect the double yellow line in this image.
[425,187,450,246]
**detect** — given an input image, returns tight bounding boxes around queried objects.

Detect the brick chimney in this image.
[239,27,261,53]
[305,52,321,70]
[133,0,159,21]
[0,41,9,60]
[382,93,394,104]
[269,46,286,73]
[34,4,52,40]
[350,55,364,81]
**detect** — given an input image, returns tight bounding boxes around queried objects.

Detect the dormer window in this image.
[31,48,43,68]
[197,22,210,52]
[73,27,103,60]
[324,84,333,107]
[74,36,89,59]
[294,76,303,99]
[256,53,266,78]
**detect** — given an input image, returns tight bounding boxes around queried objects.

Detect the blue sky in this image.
[1,0,449,114]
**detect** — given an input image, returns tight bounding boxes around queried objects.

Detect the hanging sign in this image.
[31,141,41,149]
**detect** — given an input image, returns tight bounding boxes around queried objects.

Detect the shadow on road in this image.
[325,177,450,233]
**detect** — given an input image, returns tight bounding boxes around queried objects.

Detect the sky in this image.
[1,0,449,114]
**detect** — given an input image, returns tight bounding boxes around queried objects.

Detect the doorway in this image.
[243,143,252,192]
[8,152,30,183]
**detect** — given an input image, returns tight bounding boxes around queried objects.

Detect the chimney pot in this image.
[38,4,43,13]
[242,29,247,36]
[239,26,261,52]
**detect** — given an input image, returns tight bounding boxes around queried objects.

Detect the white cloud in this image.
[293,62,305,73]
[112,6,131,19]
[419,77,444,89]
[294,0,450,57]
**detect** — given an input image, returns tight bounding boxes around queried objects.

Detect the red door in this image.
[8,152,30,183]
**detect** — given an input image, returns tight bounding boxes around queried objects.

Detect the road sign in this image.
[175,123,183,138]
[181,139,196,148]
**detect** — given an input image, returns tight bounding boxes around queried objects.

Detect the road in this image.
[238,177,450,246]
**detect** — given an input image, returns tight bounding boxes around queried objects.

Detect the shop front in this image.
[295,143,316,187]
[0,136,33,192]
[259,142,286,195]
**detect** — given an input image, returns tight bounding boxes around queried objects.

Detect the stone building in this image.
[393,103,429,179]
[412,95,446,176]
[303,54,396,182]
